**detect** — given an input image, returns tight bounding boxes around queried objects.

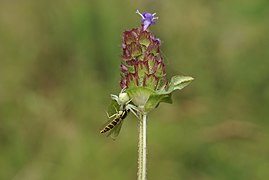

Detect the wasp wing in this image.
[99,99,121,134]
[99,117,115,133]
[107,110,129,140]
[107,120,124,140]
[107,99,120,117]
[100,97,128,140]
[99,117,124,140]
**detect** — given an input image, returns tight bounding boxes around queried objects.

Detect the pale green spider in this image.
[110,89,140,119]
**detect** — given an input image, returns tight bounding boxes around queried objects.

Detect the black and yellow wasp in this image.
[100,108,130,139]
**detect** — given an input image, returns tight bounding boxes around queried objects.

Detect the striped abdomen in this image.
[100,116,122,133]
[100,110,129,134]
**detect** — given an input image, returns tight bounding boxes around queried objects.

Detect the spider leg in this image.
[126,104,140,119]
[127,104,140,112]
[120,88,126,94]
[111,94,119,101]
[125,98,132,105]
[111,94,117,98]
[129,108,139,119]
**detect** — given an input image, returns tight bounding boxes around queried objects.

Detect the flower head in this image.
[136,10,158,31]
[118,10,193,112]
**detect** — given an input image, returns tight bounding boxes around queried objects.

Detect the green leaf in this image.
[144,75,193,112]
[127,87,154,107]
[159,93,173,104]
[126,75,193,113]
[157,75,194,95]
[144,93,172,112]
[168,75,194,92]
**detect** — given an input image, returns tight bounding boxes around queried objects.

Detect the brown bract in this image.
[120,25,167,91]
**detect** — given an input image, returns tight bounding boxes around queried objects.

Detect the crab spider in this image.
[110,89,140,119]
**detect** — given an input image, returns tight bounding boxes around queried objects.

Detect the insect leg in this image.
[106,111,117,119]
[126,104,140,119]
[111,94,119,104]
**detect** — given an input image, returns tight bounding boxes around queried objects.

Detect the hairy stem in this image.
[138,112,147,180]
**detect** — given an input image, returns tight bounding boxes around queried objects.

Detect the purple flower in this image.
[156,38,161,45]
[136,10,158,31]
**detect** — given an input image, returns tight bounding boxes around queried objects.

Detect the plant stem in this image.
[138,112,147,180]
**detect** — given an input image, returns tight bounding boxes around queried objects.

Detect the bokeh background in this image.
[1,0,269,179]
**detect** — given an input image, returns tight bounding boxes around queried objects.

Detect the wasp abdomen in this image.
[100,109,128,134]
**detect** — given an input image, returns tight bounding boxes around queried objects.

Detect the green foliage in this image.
[166,76,194,93]
[126,87,154,107]
[144,76,194,112]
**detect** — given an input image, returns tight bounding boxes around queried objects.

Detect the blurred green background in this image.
[1,0,269,179]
